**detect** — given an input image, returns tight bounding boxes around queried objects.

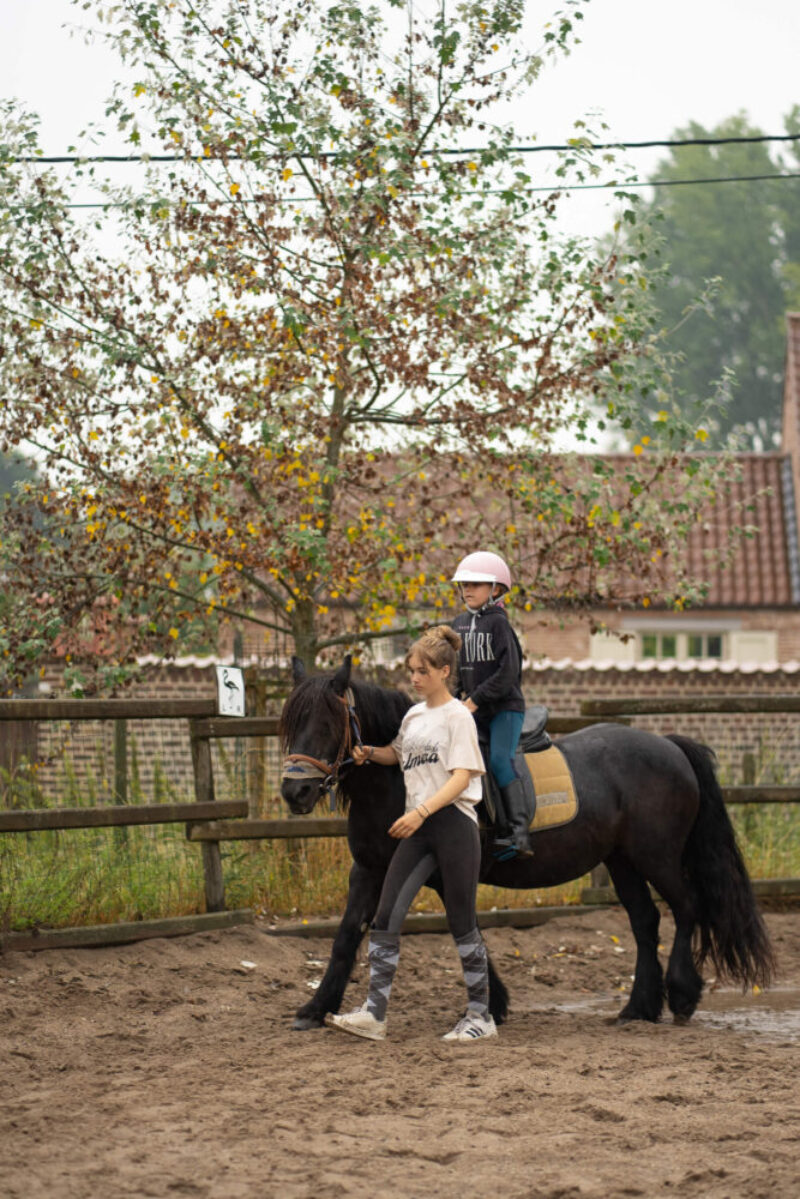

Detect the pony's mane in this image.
[279,672,412,753]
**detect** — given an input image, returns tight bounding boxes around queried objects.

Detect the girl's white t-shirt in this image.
[391,697,485,823]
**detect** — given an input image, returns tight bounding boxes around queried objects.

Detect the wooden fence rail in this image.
[581,694,800,717]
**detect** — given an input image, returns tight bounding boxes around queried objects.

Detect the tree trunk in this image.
[291,599,320,670]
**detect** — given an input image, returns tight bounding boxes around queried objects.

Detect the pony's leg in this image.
[605,850,664,1023]
[486,951,510,1026]
[644,862,703,1023]
[293,862,384,1030]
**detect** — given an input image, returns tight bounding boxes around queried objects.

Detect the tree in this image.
[0,0,733,692]
[637,111,800,448]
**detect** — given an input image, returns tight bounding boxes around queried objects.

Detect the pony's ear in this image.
[291,656,306,685]
[331,654,352,696]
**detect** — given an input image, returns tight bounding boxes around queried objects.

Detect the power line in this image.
[24,170,800,212]
[12,132,800,167]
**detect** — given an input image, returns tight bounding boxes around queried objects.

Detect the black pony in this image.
[279,658,775,1031]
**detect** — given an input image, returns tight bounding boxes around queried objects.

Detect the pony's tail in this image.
[667,734,775,989]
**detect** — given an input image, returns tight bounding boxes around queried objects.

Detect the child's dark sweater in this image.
[451,606,525,736]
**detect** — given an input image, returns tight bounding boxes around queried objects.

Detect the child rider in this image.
[451,551,532,859]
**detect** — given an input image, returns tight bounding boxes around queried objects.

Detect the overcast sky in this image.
[2,0,799,238]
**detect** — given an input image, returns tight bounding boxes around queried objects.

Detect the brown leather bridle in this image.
[282,689,364,810]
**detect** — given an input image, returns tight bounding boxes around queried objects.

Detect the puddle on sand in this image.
[527,988,800,1042]
[695,987,800,1042]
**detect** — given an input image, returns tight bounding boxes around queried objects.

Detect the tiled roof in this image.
[682,452,800,608]
[519,449,800,610]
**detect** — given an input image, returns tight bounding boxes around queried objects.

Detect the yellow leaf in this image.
[230,183,240,196]
[282,167,293,182]
[169,627,179,639]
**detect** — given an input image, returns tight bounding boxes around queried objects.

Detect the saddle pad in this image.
[524,745,578,832]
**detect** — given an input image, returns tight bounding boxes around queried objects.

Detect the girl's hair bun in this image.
[422,625,461,653]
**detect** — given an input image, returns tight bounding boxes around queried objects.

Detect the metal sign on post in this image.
[216,665,245,716]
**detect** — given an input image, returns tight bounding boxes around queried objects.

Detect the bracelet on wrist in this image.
[366,745,375,760]
[417,803,430,820]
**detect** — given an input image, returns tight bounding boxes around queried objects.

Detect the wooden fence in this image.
[3,694,799,950]
[0,699,251,950]
[0,700,621,950]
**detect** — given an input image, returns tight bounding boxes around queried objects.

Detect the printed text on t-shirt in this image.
[402,742,440,771]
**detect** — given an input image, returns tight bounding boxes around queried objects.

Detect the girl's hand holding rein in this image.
[353,744,398,767]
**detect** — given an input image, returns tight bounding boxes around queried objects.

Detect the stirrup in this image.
[492,834,518,862]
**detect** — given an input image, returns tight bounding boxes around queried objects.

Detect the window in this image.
[591,625,775,666]
[687,633,723,659]
[641,633,677,659]
[640,631,725,660]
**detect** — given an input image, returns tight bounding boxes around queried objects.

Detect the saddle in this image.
[479,705,579,835]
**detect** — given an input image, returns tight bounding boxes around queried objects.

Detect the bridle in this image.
[281,688,364,811]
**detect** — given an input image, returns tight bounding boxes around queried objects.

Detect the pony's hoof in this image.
[616,1008,661,1025]
[292,1013,325,1030]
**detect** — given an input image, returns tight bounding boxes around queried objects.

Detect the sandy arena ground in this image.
[2,907,800,1199]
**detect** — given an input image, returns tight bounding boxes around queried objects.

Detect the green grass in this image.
[3,738,800,931]
[3,804,795,933]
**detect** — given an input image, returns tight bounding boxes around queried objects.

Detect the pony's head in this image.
[279,655,355,815]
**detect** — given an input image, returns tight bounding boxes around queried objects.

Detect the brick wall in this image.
[9,658,800,806]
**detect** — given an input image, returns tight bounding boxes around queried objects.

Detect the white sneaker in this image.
[326,1004,387,1041]
[442,1011,498,1042]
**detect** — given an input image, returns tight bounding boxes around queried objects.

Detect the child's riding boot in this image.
[493,777,534,859]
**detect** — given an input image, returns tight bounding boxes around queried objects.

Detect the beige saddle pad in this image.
[524,745,579,832]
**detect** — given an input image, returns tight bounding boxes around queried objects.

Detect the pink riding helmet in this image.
[451,551,513,595]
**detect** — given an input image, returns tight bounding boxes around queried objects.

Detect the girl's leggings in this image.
[365,805,489,1022]
[488,709,524,788]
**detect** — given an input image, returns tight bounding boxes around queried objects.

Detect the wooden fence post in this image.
[590,863,611,890]
[246,670,268,819]
[113,718,129,848]
[189,720,226,912]
[113,719,128,801]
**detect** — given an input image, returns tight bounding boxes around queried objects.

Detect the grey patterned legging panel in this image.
[365,805,489,1022]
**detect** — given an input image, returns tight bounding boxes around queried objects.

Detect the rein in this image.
[282,688,364,811]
